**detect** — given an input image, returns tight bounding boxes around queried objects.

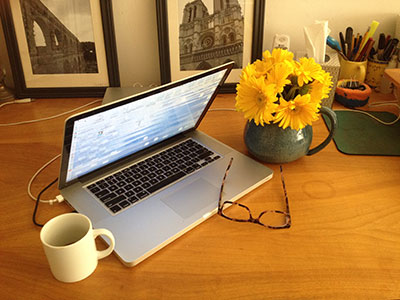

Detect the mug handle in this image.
[307,106,337,156]
[358,65,366,83]
[93,228,115,260]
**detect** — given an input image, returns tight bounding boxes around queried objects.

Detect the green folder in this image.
[322,110,400,156]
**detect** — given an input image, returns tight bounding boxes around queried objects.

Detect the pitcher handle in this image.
[307,106,337,156]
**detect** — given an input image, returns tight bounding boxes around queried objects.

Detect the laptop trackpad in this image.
[161,178,218,219]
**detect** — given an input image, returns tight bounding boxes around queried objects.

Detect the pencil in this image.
[361,40,375,61]
[354,31,369,60]
[356,38,373,61]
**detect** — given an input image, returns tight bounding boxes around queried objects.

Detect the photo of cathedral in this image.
[179,0,244,71]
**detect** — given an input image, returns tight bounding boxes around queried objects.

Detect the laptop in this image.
[58,62,273,267]
[102,86,151,105]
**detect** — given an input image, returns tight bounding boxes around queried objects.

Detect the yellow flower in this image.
[236,76,278,126]
[263,48,294,65]
[253,59,273,78]
[235,49,331,130]
[309,82,324,107]
[274,94,319,130]
[295,57,323,86]
[319,70,333,96]
[309,70,333,106]
[265,61,293,94]
[239,63,257,82]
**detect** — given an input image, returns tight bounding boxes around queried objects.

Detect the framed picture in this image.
[156,0,265,93]
[0,0,120,98]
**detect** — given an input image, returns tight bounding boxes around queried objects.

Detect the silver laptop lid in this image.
[59,62,234,189]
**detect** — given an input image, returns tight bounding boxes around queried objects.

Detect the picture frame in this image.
[156,0,265,93]
[0,0,120,98]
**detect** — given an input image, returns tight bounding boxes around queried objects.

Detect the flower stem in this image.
[286,86,299,100]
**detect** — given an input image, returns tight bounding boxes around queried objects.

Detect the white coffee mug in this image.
[40,213,115,283]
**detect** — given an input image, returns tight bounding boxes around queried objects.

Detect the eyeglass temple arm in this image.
[218,157,234,210]
[280,165,291,216]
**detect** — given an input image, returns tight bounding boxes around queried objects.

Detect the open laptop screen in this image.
[62,66,230,185]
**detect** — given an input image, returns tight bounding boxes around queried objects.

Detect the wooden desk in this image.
[1,94,399,299]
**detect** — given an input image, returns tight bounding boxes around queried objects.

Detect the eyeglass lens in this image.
[220,201,289,227]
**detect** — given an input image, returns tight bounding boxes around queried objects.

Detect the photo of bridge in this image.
[19,0,98,74]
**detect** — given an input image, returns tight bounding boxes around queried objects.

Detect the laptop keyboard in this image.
[86,139,221,214]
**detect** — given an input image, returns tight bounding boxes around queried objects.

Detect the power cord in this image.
[0,98,32,108]
[1,99,100,200]
[132,82,159,88]
[1,98,100,203]
[27,154,63,204]
[0,98,101,127]
[0,98,101,225]
[208,103,399,125]
[336,101,400,125]
[32,178,59,227]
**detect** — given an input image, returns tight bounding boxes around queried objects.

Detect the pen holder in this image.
[365,59,389,89]
[338,56,367,82]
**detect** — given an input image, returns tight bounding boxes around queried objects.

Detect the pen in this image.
[356,38,373,61]
[382,38,399,61]
[327,36,348,60]
[349,35,361,61]
[339,32,346,55]
[385,35,391,47]
[368,47,377,60]
[345,27,353,58]
[377,33,386,60]
[327,35,341,51]
[361,40,375,61]
[354,32,369,60]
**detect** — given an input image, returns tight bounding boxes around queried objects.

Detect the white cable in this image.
[0,98,32,108]
[27,154,62,204]
[1,99,100,203]
[1,99,100,202]
[209,104,399,125]
[132,82,159,88]
[336,101,400,125]
[0,98,101,127]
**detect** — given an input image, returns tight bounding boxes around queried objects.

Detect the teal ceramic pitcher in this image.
[243,106,337,163]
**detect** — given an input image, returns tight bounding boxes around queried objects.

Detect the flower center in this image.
[288,101,296,111]
[256,92,264,106]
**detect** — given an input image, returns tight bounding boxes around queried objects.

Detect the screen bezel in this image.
[58,62,234,189]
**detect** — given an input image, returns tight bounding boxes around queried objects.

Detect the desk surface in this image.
[0,93,399,299]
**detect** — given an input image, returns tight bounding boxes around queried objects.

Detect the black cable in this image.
[32,178,59,227]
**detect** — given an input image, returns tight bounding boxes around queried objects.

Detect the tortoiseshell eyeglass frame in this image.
[217,157,291,229]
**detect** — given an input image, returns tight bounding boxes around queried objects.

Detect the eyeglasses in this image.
[217,157,291,229]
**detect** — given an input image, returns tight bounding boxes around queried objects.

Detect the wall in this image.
[1,0,399,90]
[263,0,400,55]
[116,0,400,86]
[112,0,160,87]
